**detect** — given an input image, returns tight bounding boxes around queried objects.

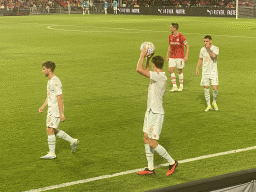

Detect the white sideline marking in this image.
[46,25,256,39]
[24,145,256,192]
[0,21,255,38]
[46,25,165,33]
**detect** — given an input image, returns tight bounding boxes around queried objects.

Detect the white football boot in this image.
[178,86,183,92]
[71,139,79,153]
[212,103,218,111]
[41,152,56,159]
[205,105,212,112]
[169,87,178,92]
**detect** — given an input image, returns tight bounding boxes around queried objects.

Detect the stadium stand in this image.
[0,0,250,16]
[0,0,241,12]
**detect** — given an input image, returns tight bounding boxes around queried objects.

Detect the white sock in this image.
[56,130,73,143]
[204,88,210,106]
[170,73,177,88]
[154,144,175,165]
[178,73,183,87]
[145,144,154,170]
[48,135,56,154]
[213,90,218,103]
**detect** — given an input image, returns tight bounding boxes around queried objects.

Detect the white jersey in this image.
[147,71,167,114]
[199,45,219,75]
[47,76,63,117]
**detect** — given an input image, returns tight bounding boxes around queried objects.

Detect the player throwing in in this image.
[167,23,189,92]
[136,48,178,176]
[39,61,79,159]
[196,35,219,111]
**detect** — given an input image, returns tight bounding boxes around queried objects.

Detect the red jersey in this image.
[168,33,187,59]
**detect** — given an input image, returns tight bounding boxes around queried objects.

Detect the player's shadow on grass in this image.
[197,93,207,107]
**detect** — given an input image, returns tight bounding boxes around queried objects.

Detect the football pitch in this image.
[0,14,256,192]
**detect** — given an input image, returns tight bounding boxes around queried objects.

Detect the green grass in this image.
[0,14,256,192]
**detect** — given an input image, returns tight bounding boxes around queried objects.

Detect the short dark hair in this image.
[204,35,212,40]
[152,56,164,69]
[42,61,56,72]
[171,23,179,30]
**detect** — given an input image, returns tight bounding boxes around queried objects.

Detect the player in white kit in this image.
[39,61,79,159]
[136,48,178,176]
[196,35,219,111]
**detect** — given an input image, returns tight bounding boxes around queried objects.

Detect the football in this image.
[140,42,155,57]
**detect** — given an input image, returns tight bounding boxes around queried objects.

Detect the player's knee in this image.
[47,127,55,135]
[148,138,158,149]
[169,68,174,74]
[212,85,218,90]
[54,129,59,135]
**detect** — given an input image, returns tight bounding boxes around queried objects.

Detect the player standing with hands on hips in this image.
[167,23,189,92]
[39,61,79,159]
[136,47,178,176]
[196,35,219,112]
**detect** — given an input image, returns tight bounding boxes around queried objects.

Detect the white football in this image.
[140,42,155,57]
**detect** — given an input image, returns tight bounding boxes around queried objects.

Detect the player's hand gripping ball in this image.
[140,42,155,57]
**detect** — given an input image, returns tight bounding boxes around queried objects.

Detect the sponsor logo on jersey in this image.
[170,42,180,45]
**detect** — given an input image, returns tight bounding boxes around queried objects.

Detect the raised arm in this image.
[206,47,218,61]
[136,48,151,78]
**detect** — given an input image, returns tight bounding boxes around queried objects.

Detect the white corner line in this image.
[24,145,256,192]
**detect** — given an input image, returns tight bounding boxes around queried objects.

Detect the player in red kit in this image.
[166,23,189,92]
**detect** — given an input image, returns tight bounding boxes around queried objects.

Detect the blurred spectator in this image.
[33,3,37,12]
[46,4,50,12]
[134,2,139,6]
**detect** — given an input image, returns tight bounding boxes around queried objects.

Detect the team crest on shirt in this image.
[55,84,58,86]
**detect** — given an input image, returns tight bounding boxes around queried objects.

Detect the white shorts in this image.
[168,58,185,69]
[200,74,219,86]
[113,7,117,11]
[46,115,60,129]
[143,109,164,140]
